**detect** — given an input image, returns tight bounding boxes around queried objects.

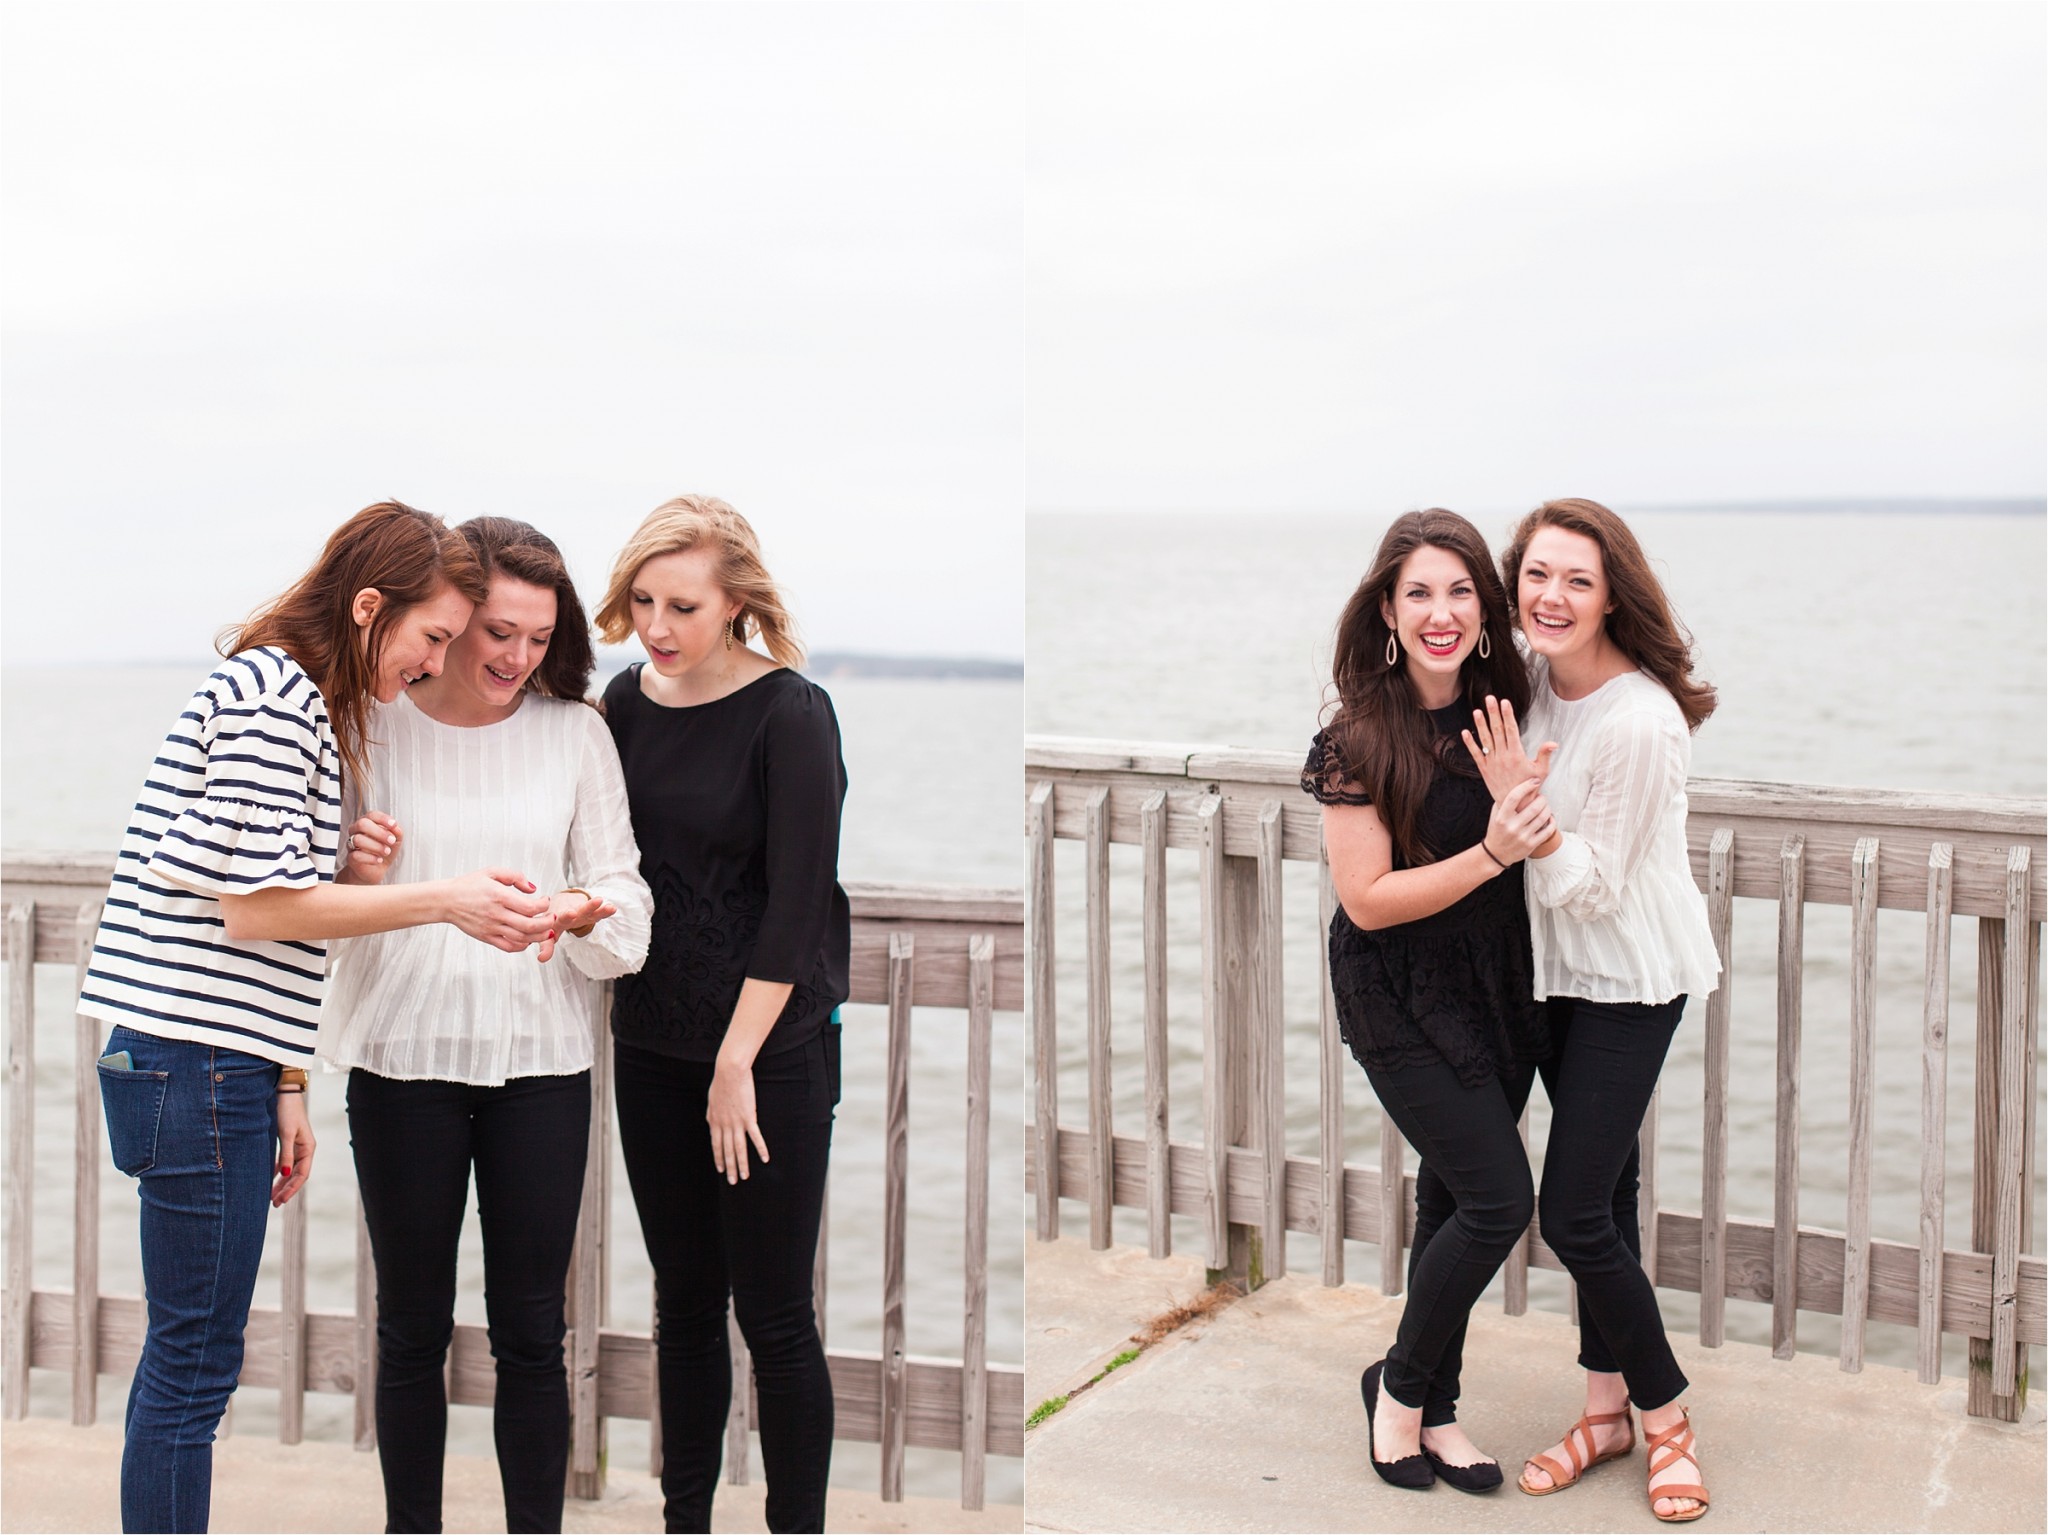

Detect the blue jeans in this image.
[98,1024,279,1534]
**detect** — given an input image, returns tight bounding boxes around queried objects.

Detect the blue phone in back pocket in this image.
[98,1050,134,1071]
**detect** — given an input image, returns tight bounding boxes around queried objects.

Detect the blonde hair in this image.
[595,495,805,668]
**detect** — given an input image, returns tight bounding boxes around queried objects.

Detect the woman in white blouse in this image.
[321,517,652,1535]
[1463,498,1720,1525]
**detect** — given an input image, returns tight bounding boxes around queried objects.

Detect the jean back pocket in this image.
[98,1057,171,1177]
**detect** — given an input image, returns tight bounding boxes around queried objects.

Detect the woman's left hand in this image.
[707,1057,771,1184]
[534,891,617,965]
[1462,695,1558,801]
[272,1089,316,1207]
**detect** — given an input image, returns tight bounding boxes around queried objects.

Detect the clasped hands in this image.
[1461,696,1564,864]
[340,811,616,961]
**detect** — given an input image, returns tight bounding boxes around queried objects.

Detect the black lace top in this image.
[1302,706,1548,1086]
[603,665,850,1062]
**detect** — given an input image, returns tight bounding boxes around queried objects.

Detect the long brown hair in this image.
[1321,509,1530,867]
[593,495,805,668]
[223,501,487,787]
[456,517,596,700]
[1501,498,1717,731]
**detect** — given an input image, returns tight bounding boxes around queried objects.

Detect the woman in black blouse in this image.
[1303,510,1556,1494]
[594,496,849,1535]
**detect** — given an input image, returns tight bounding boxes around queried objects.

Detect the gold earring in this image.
[723,616,735,651]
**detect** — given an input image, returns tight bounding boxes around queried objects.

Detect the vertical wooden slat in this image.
[961,933,994,1511]
[648,1284,664,1476]
[1918,843,1953,1383]
[1084,786,1113,1250]
[1141,792,1170,1260]
[566,997,611,1499]
[1699,828,1734,1346]
[1196,795,1228,1269]
[1028,781,1059,1242]
[880,931,912,1501]
[3,903,34,1422]
[278,1188,308,1443]
[1772,834,1806,1359]
[71,906,101,1424]
[1317,846,1344,1287]
[1378,1113,1405,1297]
[1255,801,1286,1283]
[813,1184,829,1349]
[723,1311,752,1484]
[1503,1107,1529,1315]
[1989,847,2030,1396]
[354,1190,378,1451]
[1841,835,1880,1373]
[1638,1085,1660,1285]
[1969,916,2009,1418]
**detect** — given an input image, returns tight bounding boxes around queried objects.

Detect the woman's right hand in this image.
[1462,695,1558,801]
[442,870,555,952]
[338,812,401,885]
[1484,777,1558,865]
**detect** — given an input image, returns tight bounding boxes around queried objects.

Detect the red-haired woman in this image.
[81,502,560,1534]
[1463,497,1720,1523]
[1304,509,1558,1495]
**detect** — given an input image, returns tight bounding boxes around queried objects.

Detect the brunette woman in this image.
[1463,496,1720,1523]
[595,495,848,1534]
[320,518,652,1533]
[1303,509,1558,1494]
[81,501,560,1534]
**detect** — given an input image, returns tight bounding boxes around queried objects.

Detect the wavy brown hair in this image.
[456,517,596,700]
[222,501,487,788]
[593,495,804,669]
[1501,498,1717,732]
[1320,509,1530,867]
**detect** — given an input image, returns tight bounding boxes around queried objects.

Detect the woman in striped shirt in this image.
[82,501,561,1535]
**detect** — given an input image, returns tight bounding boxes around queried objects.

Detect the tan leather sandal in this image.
[1517,1405,1634,1496]
[1645,1408,1710,1523]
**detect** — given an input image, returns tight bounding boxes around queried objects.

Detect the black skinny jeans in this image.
[615,1029,839,1535]
[347,1069,591,1535]
[1366,1056,1538,1421]
[1534,994,1691,1411]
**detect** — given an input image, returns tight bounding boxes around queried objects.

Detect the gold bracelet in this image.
[277,1066,309,1095]
[558,887,597,939]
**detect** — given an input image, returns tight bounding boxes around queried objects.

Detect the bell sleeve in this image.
[1524,703,1686,924]
[557,706,654,981]
[747,683,848,986]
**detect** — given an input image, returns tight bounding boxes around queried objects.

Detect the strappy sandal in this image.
[1517,1405,1634,1496]
[1645,1408,1710,1523]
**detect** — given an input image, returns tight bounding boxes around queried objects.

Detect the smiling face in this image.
[439,576,557,713]
[628,547,743,680]
[1380,543,1483,705]
[360,583,475,703]
[1516,524,1614,664]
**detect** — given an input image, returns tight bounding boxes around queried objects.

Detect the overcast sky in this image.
[1028,2,2046,513]
[3,2,1023,665]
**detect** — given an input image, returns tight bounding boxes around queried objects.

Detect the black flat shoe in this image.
[1360,1360,1434,1490]
[1423,1446,1504,1494]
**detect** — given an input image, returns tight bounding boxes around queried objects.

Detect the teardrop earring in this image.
[1385,633,1398,667]
[1477,627,1491,659]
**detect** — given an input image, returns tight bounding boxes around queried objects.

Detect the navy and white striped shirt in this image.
[80,647,343,1063]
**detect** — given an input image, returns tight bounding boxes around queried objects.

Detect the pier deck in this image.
[1023,1239,2045,1534]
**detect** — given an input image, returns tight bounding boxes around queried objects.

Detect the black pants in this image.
[347,1069,591,1535]
[615,1029,839,1535]
[1535,994,1690,1411]
[1366,1056,1538,1421]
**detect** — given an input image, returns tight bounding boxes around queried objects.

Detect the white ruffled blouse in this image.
[1520,660,1721,1006]
[320,691,652,1085]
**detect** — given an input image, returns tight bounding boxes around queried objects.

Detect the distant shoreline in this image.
[1028,498,2047,518]
[3,652,1023,681]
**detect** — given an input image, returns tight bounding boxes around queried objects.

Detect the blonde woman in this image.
[595,496,848,1534]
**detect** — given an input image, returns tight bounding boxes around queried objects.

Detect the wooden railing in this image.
[0,853,1023,1509]
[1024,736,2044,1421]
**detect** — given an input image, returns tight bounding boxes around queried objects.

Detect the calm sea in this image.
[2,666,1023,1504]
[1027,505,2045,1379]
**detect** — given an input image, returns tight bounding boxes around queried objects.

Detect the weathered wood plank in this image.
[1918,844,1953,1384]
[1773,834,1805,1358]
[1317,846,1343,1288]
[1701,829,1734,1345]
[961,934,994,1511]
[880,932,912,1501]
[1141,792,1171,1260]
[1841,836,1879,1372]
[1256,801,1286,1283]
[1990,848,2029,1396]
[354,1192,376,1451]
[1640,1084,1661,1287]
[71,907,99,1425]
[5,902,35,1421]
[279,1189,308,1443]
[1197,795,1228,1269]
[1028,782,1059,1243]
[566,1001,611,1499]
[1378,1113,1405,1298]
[1084,787,1113,1251]
[1504,1108,1530,1315]
[723,1311,752,1485]
[1969,917,2010,1419]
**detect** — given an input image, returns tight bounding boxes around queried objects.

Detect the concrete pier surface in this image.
[0,1419,1022,1534]
[1024,1241,2045,1534]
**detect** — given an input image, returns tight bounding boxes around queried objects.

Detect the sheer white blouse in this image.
[320,691,652,1085]
[1520,660,1721,1006]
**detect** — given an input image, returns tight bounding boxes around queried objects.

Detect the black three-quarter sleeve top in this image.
[1302,703,1549,1087]
[603,665,851,1063]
